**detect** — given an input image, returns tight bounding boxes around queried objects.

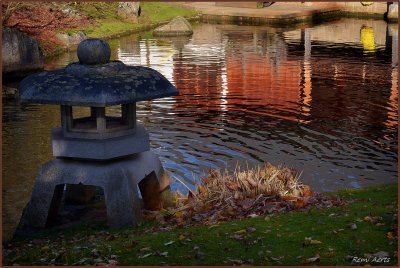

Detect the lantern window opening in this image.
[104,104,136,130]
[60,104,137,139]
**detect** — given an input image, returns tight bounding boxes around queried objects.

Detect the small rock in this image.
[56,31,87,46]
[153,16,193,37]
[3,27,44,76]
[118,2,140,23]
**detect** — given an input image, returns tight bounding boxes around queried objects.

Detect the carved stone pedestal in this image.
[20,151,165,228]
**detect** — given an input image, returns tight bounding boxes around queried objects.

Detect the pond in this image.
[3,18,398,239]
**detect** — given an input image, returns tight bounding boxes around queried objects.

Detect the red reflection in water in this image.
[171,25,397,137]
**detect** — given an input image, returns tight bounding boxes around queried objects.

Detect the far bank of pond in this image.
[35,2,400,59]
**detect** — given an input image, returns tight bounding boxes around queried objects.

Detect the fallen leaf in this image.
[72,258,89,265]
[198,186,207,194]
[139,253,153,259]
[230,234,244,240]
[164,241,175,246]
[159,252,168,257]
[227,258,244,265]
[179,235,186,241]
[175,211,183,217]
[364,251,389,259]
[349,223,357,230]
[387,232,394,239]
[365,216,373,222]
[234,229,247,234]
[139,247,151,252]
[108,260,118,266]
[294,198,306,209]
[238,198,254,210]
[303,254,320,263]
[302,186,313,197]
[41,246,50,252]
[247,227,256,232]
[91,249,102,257]
[226,206,236,216]
[270,256,284,262]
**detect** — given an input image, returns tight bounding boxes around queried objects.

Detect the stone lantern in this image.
[18,39,178,228]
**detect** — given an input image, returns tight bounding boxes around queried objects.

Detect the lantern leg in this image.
[19,163,65,228]
[138,171,162,210]
[103,173,143,228]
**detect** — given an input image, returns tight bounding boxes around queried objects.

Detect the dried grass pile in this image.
[145,163,346,227]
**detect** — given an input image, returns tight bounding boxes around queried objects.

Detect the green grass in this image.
[83,20,136,38]
[139,2,199,24]
[4,184,398,266]
[74,2,120,20]
[59,2,199,38]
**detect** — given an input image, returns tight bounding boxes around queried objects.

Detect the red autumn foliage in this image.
[2,3,92,54]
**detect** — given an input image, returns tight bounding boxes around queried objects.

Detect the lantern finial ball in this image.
[77,38,111,65]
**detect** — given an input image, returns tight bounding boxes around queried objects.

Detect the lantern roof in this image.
[19,39,178,107]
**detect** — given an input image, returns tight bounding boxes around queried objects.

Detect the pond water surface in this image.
[3,18,398,239]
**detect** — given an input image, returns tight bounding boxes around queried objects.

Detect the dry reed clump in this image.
[193,162,308,203]
[148,162,346,227]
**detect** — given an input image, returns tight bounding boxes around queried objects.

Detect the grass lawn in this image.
[63,2,199,38]
[3,183,397,266]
